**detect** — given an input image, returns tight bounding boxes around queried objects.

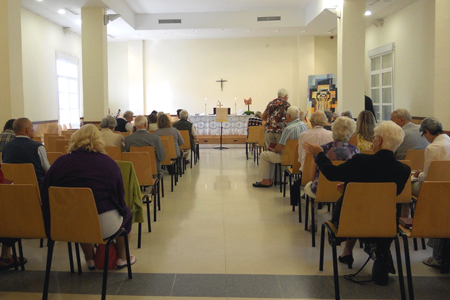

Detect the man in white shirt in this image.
[412,117,450,268]
[298,110,333,172]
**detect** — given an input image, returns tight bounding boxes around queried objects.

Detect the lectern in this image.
[214,107,229,150]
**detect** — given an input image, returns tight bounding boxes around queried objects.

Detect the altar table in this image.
[189,115,251,136]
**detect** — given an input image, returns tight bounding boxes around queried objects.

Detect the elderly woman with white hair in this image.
[40,124,136,270]
[303,121,410,286]
[100,115,125,151]
[304,117,360,231]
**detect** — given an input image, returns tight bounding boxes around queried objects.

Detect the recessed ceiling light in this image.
[36,0,43,2]
[58,9,66,14]
[365,11,372,16]
[302,30,306,33]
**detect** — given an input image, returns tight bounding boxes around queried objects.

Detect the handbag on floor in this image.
[95,243,118,269]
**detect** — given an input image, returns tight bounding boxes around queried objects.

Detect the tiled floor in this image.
[1,145,449,299]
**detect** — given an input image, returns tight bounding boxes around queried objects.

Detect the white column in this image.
[81,7,109,122]
[0,0,24,122]
[434,0,450,129]
[336,0,366,115]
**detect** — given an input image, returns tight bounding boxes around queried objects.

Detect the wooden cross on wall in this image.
[216,78,228,91]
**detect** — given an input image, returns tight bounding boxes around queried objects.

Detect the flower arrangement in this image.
[243,98,254,115]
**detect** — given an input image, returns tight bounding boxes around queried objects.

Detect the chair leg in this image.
[67,242,75,273]
[122,231,133,279]
[157,180,161,211]
[413,238,418,251]
[402,235,414,300]
[153,194,157,222]
[246,142,249,159]
[137,223,142,249]
[101,242,112,300]
[319,224,326,271]
[421,238,426,250]
[311,199,316,247]
[331,241,341,300]
[298,190,302,223]
[283,170,287,197]
[145,195,152,231]
[17,239,25,271]
[161,176,165,197]
[394,236,407,300]
[74,242,82,274]
[40,238,44,248]
[304,195,310,230]
[42,239,55,300]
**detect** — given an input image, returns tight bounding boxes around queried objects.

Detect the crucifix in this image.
[216,78,228,91]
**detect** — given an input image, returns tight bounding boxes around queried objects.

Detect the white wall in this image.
[21,8,82,122]
[365,0,435,118]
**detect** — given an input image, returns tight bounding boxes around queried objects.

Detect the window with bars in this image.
[56,58,80,129]
[369,48,394,122]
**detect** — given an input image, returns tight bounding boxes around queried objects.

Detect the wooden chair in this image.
[425,160,450,181]
[405,149,425,171]
[43,187,132,300]
[278,139,299,194]
[319,182,406,300]
[129,145,162,203]
[122,152,156,231]
[159,136,179,192]
[284,144,301,198]
[305,160,344,247]
[1,163,39,188]
[246,126,262,161]
[399,181,450,300]
[0,184,46,271]
[178,130,192,169]
[47,152,63,165]
[32,136,42,143]
[297,153,314,222]
[119,131,131,137]
[256,127,266,165]
[105,146,122,161]
[55,139,70,153]
[43,133,59,148]
[46,135,65,152]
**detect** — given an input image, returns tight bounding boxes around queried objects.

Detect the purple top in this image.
[40,151,127,227]
[310,141,359,194]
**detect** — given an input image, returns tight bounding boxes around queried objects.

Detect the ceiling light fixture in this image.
[58,9,66,14]
[365,11,373,16]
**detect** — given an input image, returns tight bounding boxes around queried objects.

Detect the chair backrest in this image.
[1,163,39,188]
[130,146,158,177]
[159,135,177,160]
[405,149,425,171]
[105,146,122,161]
[247,126,262,144]
[337,182,397,238]
[49,187,104,244]
[120,131,131,137]
[257,126,265,149]
[397,160,412,203]
[32,136,42,143]
[301,153,314,185]
[47,152,63,165]
[411,181,450,238]
[159,138,174,165]
[360,149,374,155]
[46,135,65,152]
[289,144,301,174]
[43,133,59,148]
[0,184,46,239]
[55,139,70,153]
[121,152,154,186]
[178,130,191,151]
[426,160,450,181]
[281,139,299,166]
[314,160,344,203]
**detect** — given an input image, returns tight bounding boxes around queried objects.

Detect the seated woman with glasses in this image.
[40,124,136,270]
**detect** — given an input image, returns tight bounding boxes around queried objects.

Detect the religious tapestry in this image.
[307,74,337,116]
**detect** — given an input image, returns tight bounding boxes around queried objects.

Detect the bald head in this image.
[13,118,34,138]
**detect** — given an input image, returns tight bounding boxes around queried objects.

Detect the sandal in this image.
[86,259,96,271]
[252,182,271,188]
[116,255,136,269]
[0,256,27,271]
[422,257,441,269]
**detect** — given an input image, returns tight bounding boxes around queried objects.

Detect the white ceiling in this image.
[20,0,419,41]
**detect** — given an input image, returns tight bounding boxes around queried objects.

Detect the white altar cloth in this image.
[189,115,251,135]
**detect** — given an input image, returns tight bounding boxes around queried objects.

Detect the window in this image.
[56,55,80,129]
[369,43,394,121]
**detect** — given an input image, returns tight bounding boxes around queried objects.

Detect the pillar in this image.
[336,0,366,116]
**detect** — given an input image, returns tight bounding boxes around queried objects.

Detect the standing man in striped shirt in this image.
[253,106,307,188]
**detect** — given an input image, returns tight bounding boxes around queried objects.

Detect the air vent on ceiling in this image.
[159,19,182,24]
[64,7,79,15]
[257,16,281,22]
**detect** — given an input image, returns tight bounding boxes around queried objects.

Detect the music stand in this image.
[214,108,228,150]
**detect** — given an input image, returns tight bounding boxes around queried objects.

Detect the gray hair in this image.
[286,106,300,120]
[310,110,328,126]
[331,117,356,142]
[123,110,133,119]
[100,115,117,129]
[374,121,405,152]
[341,111,353,118]
[255,111,262,118]
[134,115,148,128]
[391,109,412,122]
[277,88,289,98]
[180,110,189,120]
[420,117,443,135]
[324,110,333,123]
